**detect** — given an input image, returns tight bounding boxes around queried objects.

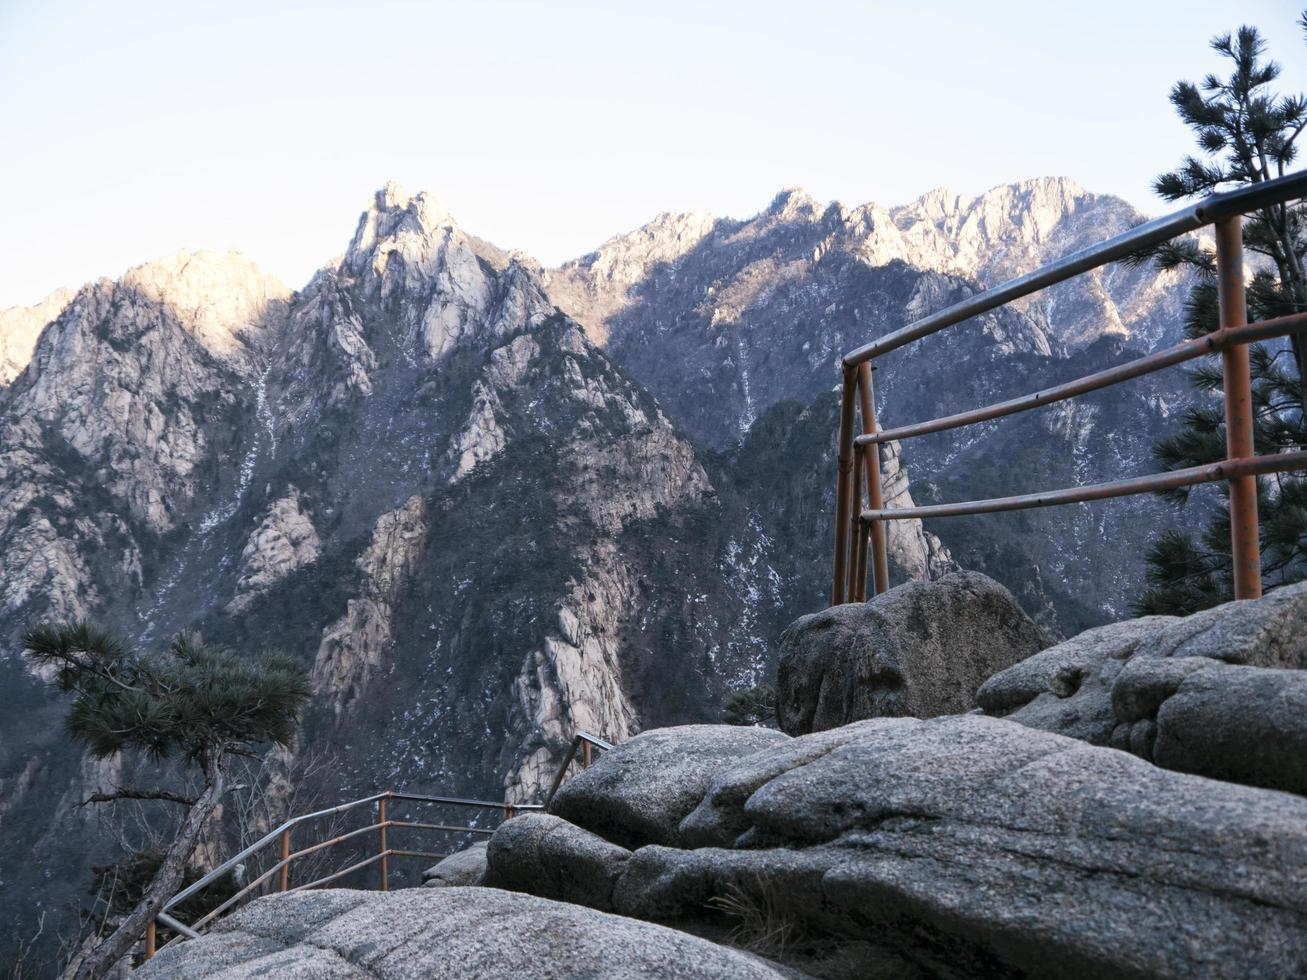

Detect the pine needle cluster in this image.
[1134,13,1307,614]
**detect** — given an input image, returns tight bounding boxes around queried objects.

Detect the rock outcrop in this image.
[489,715,1307,979]
[549,725,789,848]
[421,841,488,887]
[777,571,1052,734]
[978,581,1307,795]
[227,488,321,612]
[135,887,793,979]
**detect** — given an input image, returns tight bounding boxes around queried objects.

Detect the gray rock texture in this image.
[135,887,793,979]
[978,581,1307,795]
[421,841,487,887]
[778,571,1052,735]
[485,812,631,909]
[549,724,789,848]
[487,716,1307,979]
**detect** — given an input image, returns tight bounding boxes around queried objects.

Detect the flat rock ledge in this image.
[134,887,795,979]
[493,715,1307,979]
[777,570,1053,734]
[978,580,1307,795]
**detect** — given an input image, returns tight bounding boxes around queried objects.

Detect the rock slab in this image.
[549,723,788,848]
[978,581,1307,795]
[489,716,1307,979]
[135,887,792,979]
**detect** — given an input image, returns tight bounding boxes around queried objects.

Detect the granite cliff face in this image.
[0,178,1195,959]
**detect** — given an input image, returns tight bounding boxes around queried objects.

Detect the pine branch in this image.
[80,788,197,808]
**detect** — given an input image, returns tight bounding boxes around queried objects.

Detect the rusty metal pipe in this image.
[1216,217,1262,600]
[843,170,1307,367]
[831,366,859,604]
[385,820,494,835]
[853,517,870,602]
[279,828,290,893]
[288,852,389,893]
[847,440,864,601]
[857,311,1307,448]
[859,451,1307,521]
[856,363,890,596]
[378,798,389,892]
[144,919,156,960]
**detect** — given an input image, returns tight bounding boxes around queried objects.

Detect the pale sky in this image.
[1,0,1304,308]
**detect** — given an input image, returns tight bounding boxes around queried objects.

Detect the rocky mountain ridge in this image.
[541,178,1194,625]
[0,176,1197,964]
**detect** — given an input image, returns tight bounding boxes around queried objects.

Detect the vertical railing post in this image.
[1215,215,1262,600]
[848,440,865,601]
[832,365,859,604]
[504,802,516,822]
[279,827,291,893]
[378,797,388,892]
[582,740,592,769]
[857,363,890,596]
[144,919,156,961]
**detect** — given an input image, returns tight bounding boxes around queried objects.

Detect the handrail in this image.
[861,451,1307,520]
[842,169,1307,366]
[145,731,614,960]
[831,169,1307,606]
[162,790,535,915]
[544,731,614,807]
[857,311,1307,447]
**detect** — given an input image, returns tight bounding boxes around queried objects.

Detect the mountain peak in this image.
[0,286,76,384]
[119,250,290,356]
[765,187,822,221]
[372,181,456,232]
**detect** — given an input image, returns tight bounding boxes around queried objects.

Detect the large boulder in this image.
[978,581,1307,795]
[549,724,789,848]
[778,570,1052,734]
[134,887,792,979]
[487,716,1307,979]
[421,841,488,887]
[485,812,631,909]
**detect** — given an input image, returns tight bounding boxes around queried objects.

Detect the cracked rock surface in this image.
[487,714,1307,979]
[134,887,795,979]
[978,580,1307,795]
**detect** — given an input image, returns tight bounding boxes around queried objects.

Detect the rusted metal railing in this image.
[832,169,1307,604]
[145,791,534,958]
[544,730,614,807]
[141,730,614,960]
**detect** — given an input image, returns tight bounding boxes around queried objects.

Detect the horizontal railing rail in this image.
[143,731,614,961]
[842,171,1307,367]
[832,168,1307,606]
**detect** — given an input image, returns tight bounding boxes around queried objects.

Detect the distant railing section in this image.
[143,730,613,960]
[544,730,614,806]
[831,169,1307,605]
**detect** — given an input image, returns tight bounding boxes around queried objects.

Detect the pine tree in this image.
[1135,14,1307,614]
[23,623,311,980]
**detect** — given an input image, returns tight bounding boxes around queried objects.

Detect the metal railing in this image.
[141,730,613,960]
[544,730,614,806]
[831,169,1307,605]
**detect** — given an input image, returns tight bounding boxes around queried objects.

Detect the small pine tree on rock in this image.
[24,623,311,980]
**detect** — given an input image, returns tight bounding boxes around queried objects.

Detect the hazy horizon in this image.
[3,0,1306,308]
